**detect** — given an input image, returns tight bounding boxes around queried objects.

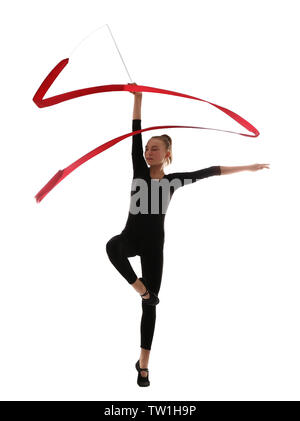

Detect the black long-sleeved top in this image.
[121,119,221,246]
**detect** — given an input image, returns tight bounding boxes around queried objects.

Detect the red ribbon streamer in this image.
[33,58,260,203]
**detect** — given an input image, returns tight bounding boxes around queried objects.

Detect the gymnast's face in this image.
[145,138,169,167]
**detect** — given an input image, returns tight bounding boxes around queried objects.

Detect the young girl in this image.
[106,84,270,387]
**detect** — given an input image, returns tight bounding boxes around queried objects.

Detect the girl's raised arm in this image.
[128,83,147,175]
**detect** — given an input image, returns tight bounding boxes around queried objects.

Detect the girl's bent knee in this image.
[106,236,119,258]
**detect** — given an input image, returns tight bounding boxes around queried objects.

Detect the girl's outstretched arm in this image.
[220,164,270,175]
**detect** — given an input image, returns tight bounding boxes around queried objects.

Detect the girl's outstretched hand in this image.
[248,163,270,171]
[128,82,142,97]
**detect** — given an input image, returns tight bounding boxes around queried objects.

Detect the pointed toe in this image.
[135,359,150,387]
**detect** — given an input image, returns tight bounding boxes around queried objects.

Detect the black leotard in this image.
[106,119,221,350]
[121,119,221,246]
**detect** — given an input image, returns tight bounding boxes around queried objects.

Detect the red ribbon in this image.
[33,58,260,203]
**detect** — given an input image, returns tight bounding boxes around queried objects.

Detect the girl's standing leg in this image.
[106,234,164,376]
[139,246,164,375]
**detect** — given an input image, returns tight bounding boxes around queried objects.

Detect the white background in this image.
[1,0,299,401]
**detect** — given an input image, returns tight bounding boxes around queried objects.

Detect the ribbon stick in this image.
[33,58,260,203]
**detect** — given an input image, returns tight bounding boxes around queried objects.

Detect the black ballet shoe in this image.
[135,359,150,387]
[139,277,160,306]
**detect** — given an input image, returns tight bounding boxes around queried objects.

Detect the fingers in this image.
[128,82,139,95]
[251,163,270,171]
[258,164,270,170]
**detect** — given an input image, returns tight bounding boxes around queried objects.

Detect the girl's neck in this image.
[150,165,165,179]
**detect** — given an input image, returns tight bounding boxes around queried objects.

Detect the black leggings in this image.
[106,233,164,350]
